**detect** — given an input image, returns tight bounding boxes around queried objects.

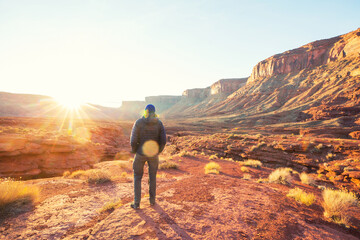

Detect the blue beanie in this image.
[145,104,155,113]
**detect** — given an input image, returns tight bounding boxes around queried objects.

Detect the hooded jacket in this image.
[130,115,166,156]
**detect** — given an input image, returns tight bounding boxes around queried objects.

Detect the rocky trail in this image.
[1,150,359,240]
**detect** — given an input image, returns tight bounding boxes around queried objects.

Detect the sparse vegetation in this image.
[268,168,293,185]
[205,162,220,174]
[241,159,262,168]
[326,153,336,160]
[209,154,218,160]
[242,174,251,180]
[0,179,39,209]
[178,150,191,157]
[322,188,359,226]
[68,169,112,184]
[300,172,315,186]
[99,198,122,213]
[287,188,316,206]
[240,166,249,172]
[159,161,178,170]
[121,172,127,178]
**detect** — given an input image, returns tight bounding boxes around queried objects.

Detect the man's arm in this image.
[130,120,140,153]
[158,121,166,153]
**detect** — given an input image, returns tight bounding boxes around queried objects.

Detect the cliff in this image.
[210,78,247,95]
[203,28,360,128]
[249,28,360,82]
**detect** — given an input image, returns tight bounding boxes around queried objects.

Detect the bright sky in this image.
[0,0,359,107]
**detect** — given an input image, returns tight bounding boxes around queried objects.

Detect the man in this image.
[130,104,166,209]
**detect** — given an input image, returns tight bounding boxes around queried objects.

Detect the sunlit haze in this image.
[1,0,359,107]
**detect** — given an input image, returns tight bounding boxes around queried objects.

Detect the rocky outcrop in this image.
[210,78,247,95]
[145,95,181,112]
[0,134,103,178]
[182,87,211,99]
[249,28,360,82]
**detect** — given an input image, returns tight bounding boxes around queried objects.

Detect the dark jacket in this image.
[130,115,166,156]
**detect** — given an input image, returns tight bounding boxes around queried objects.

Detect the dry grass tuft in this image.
[0,180,40,209]
[268,168,293,185]
[242,174,251,180]
[322,188,359,226]
[209,154,218,160]
[69,169,112,184]
[300,172,315,186]
[99,198,122,213]
[241,166,249,172]
[241,159,262,168]
[62,171,71,177]
[287,188,316,206]
[205,162,220,174]
[159,161,178,170]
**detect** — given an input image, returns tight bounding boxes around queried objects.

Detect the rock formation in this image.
[249,28,360,82]
[210,78,247,95]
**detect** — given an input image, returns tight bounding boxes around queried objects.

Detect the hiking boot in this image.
[130,203,140,210]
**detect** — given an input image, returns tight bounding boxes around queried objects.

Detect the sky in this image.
[0,0,359,107]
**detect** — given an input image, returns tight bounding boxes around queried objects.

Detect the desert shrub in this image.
[268,168,293,185]
[99,198,122,213]
[241,159,262,168]
[322,189,359,226]
[209,154,218,160]
[287,188,316,206]
[243,174,251,180]
[159,161,178,170]
[69,169,111,184]
[121,172,127,178]
[0,180,39,209]
[205,162,220,174]
[241,166,249,172]
[326,153,336,160]
[178,150,191,157]
[300,172,315,186]
[86,170,112,184]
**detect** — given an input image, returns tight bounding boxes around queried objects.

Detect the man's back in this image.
[130,115,166,156]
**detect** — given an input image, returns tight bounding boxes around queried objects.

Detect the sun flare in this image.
[55,96,85,110]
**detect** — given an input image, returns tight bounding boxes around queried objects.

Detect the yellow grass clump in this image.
[322,189,359,226]
[242,174,251,180]
[69,169,112,184]
[159,161,178,170]
[240,166,249,172]
[300,172,315,186]
[99,198,122,213]
[241,159,263,168]
[268,168,293,185]
[209,155,218,160]
[287,188,316,206]
[0,180,39,209]
[205,162,220,174]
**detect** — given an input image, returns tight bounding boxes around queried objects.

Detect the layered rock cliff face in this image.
[249,28,360,82]
[210,78,247,95]
[182,87,211,99]
[0,119,126,178]
[163,78,248,117]
[201,28,360,130]
[145,96,181,113]
[0,135,102,178]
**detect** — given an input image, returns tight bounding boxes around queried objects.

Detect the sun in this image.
[55,96,85,110]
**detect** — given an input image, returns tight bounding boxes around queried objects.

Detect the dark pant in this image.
[133,154,159,205]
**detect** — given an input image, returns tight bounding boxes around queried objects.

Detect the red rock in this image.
[349,131,360,140]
